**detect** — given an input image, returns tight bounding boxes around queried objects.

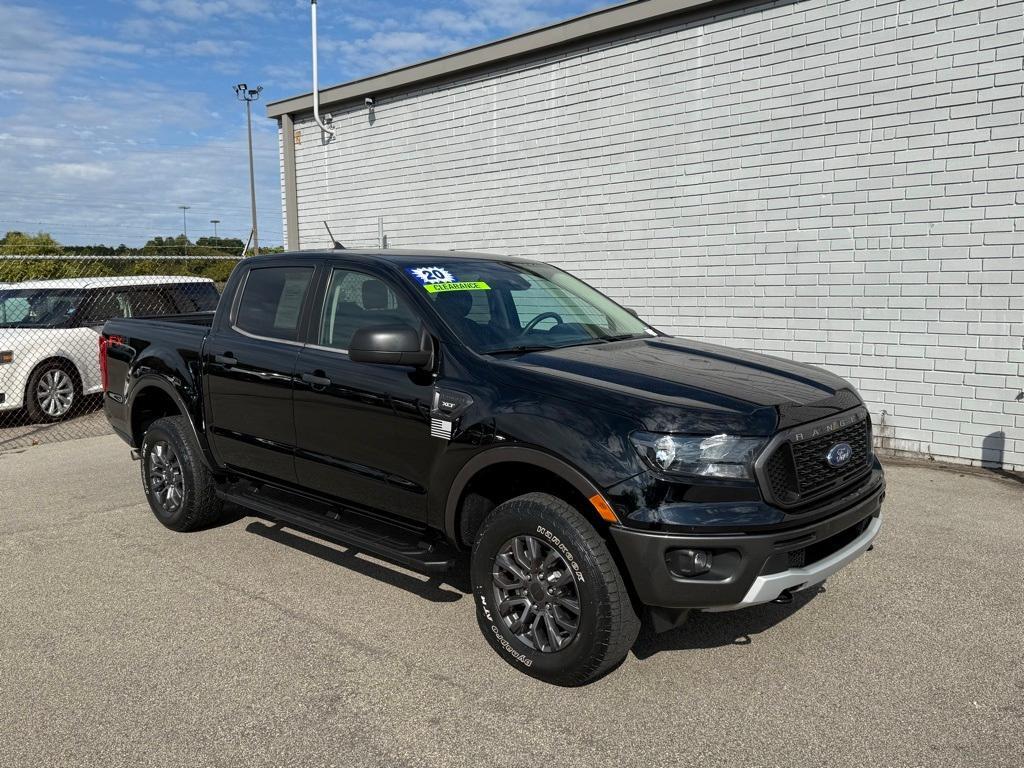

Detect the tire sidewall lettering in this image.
[536,524,585,583]
[477,591,535,667]
[470,495,638,684]
[477,592,493,622]
[141,440,152,494]
[491,623,534,667]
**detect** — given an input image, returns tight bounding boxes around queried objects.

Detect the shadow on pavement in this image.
[632,585,824,660]
[245,518,469,603]
[242,510,828,653]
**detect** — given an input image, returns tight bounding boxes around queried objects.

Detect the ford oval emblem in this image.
[826,442,853,467]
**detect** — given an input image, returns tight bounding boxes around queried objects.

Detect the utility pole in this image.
[210,219,220,238]
[178,205,191,241]
[234,83,263,256]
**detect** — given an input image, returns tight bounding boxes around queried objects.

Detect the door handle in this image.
[301,372,332,388]
[214,354,237,367]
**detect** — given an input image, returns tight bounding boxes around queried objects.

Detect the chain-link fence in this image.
[0,255,239,453]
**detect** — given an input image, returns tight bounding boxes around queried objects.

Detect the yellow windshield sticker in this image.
[424,281,491,293]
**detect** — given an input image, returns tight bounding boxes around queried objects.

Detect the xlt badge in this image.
[430,388,474,441]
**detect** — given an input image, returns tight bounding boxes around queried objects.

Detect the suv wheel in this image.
[140,415,224,531]
[25,362,78,422]
[470,492,639,686]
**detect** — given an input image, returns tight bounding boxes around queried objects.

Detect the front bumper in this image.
[702,514,881,610]
[0,360,24,411]
[609,480,884,611]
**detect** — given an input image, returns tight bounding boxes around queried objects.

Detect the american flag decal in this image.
[431,418,452,440]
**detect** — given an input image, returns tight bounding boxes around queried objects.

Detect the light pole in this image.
[178,205,191,241]
[210,219,220,238]
[234,83,263,256]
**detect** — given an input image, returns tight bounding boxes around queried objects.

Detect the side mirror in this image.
[349,324,433,368]
[625,307,640,319]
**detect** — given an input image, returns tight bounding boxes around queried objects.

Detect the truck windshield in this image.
[0,289,85,328]
[402,260,656,354]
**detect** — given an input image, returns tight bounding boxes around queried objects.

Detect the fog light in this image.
[667,548,713,577]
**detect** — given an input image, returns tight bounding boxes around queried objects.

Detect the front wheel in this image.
[470,493,639,686]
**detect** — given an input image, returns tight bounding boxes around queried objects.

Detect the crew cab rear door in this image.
[203,260,318,485]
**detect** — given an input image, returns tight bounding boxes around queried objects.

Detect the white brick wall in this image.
[282,0,1024,471]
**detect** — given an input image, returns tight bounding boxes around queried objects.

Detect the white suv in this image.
[0,276,219,423]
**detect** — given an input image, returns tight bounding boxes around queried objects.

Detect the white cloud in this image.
[418,8,488,37]
[134,0,276,22]
[40,163,116,181]
[319,0,609,81]
[324,30,468,75]
[171,39,250,58]
[0,134,58,149]
[0,5,142,92]
[0,3,283,246]
[0,0,610,246]
[462,0,570,32]
[117,17,187,38]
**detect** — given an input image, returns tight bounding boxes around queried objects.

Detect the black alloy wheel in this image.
[146,439,185,515]
[492,534,582,653]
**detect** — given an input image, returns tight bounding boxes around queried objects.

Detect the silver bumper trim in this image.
[703,514,882,612]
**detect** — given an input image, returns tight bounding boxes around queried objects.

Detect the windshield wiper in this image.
[486,335,645,356]
[599,332,646,342]
[551,334,644,349]
[484,344,557,356]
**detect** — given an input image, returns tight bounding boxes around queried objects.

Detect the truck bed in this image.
[103,312,214,354]
[128,311,215,327]
[102,312,215,445]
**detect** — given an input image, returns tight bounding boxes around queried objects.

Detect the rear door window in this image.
[234,267,315,341]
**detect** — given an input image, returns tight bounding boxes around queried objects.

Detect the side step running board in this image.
[217,488,456,574]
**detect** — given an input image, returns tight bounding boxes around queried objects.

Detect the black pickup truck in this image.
[102,250,885,685]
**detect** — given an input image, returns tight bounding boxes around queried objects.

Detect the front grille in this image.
[763,412,872,508]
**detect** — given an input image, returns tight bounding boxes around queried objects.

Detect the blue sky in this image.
[0,0,610,247]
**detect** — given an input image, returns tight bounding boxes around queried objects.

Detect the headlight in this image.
[630,432,766,481]
[0,351,12,365]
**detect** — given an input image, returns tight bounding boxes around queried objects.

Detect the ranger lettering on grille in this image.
[791,412,864,443]
[758,408,873,508]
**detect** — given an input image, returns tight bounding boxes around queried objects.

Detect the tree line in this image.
[0,231,284,283]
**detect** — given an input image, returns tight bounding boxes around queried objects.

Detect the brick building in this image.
[267,0,1024,470]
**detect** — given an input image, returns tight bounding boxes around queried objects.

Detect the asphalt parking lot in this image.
[1,436,1021,768]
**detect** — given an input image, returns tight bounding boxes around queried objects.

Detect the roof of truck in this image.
[271,248,531,265]
[1,275,215,291]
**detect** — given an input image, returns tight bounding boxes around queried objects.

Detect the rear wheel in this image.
[140,416,224,531]
[470,492,639,686]
[25,362,78,423]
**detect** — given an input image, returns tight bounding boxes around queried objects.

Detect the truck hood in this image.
[505,336,862,434]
